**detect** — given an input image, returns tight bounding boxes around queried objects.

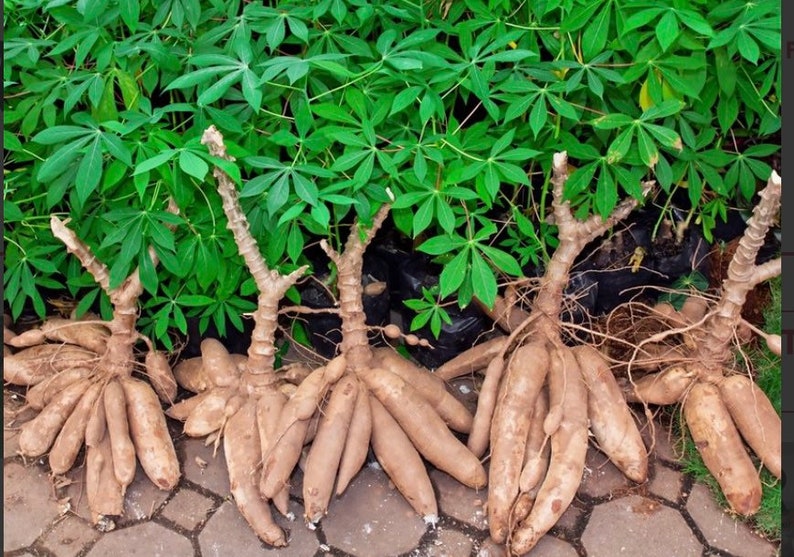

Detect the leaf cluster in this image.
[3,0,780,344]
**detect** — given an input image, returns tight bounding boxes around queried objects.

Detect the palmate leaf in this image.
[5,0,781,352]
[75,136,103,205]
[165,52,264,109]
[32,122,133,208]
[470,249,497,309]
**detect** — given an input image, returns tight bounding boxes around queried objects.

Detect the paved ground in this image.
[3,385,781,557]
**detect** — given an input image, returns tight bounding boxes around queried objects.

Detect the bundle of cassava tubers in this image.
[4,210,180,524]
[165,126,310,546]
[167,126,485,547]
[614,170,782,517]
[299,219,488,525]
[435,152,654,555]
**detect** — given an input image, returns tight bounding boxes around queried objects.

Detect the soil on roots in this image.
[595,303,688,378]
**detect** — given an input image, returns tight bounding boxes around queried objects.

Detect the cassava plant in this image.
[434,152,653,555]
[291,204,488,526]
[3,209,180,524]
[613,170,781,517]
[675,273,781,540]
[165,126,311,546]
[167,127,486,545]
[5,0,780,349]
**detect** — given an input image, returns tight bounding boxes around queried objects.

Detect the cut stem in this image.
[201,126,308,380]
[320,204,391,373]
[50,211,176,377]
[700,171,781,362]
[534,152,653,335]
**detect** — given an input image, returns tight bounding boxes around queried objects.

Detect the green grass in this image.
[676,275,781,541]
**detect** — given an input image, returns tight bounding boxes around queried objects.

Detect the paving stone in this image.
[4,427,22,459]
[685,483,777,556]
[419,527,474,556]
[39,514,100,557]
[274,497,323,554]
[582,495,702,557]
[638,416,682,464]
[476,536,507,557]
[579,447,633,499]
[118,467,172,525]
[62,464,170,525]
[648,464,682,503]
[4,391,36,458]
[85,522,192,556]
[4,400,784,557]
[180,437,230,496]
[199,500,317,556]
[161,488,215,531]
[431,469,488,529]
[61,467,93,523]
[551,503,585,537]
[4,461,61,551]
[516,535,578,557]
[322,465,427,556]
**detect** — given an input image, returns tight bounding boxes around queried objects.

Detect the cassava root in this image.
[5,207,182,524]
[615,170,782,516]
[444,152,653,555]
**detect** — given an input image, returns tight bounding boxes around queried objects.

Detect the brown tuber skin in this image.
[441,152,654,555]
[8,206,183,524]
[612,170,782,515]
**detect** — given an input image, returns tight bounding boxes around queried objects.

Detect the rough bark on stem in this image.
[320,204,391,373]
[533,152,654,332]
[200,126,308,379]
[51,209,175,376]
[700,171,781,361]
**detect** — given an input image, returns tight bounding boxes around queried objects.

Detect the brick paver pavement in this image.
[3,389,780,557]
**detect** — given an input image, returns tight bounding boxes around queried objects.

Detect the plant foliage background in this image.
[3,0,781,348]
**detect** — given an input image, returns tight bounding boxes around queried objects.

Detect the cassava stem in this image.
[201,126,307,382]
[699,171,781,362]
[319,203,391,373]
